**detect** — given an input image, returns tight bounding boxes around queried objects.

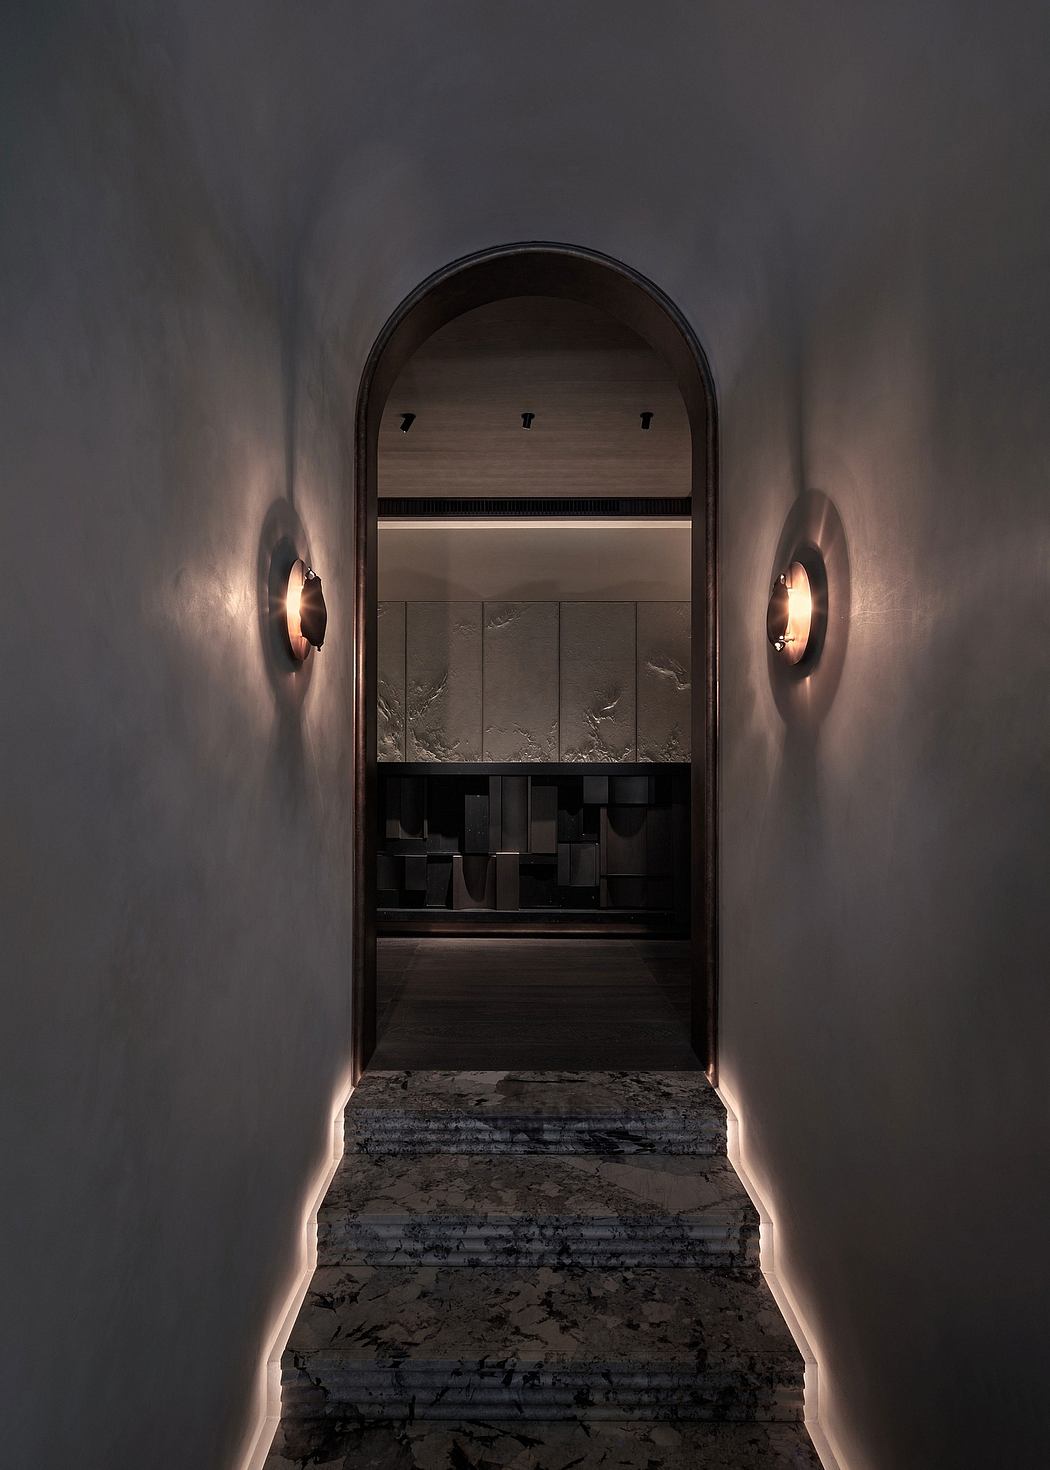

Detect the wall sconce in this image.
[766,550,826,669]
[286,559,327,662]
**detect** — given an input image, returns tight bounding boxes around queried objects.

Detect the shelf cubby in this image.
[377,763,689,934]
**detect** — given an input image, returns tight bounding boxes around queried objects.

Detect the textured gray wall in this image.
[377,600,407,760]
[560,602,638,762]
[3,3,1049,1469]
[0,8,361,1468]
[482,602,560,761]
[380,602,690,763]
[406,602,483,760]
[637,602,692,762]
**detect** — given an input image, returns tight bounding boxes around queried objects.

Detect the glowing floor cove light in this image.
[766,560,813,665]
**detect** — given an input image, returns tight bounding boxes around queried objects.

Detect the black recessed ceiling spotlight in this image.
[640,411,654,430]
[521,411,535,429]
[286,558,328,662]
[399,412,415,433]
[766,547,827,670]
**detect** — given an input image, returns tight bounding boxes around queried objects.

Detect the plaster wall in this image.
[3,3,1049,1468]
[0,11,359,1469]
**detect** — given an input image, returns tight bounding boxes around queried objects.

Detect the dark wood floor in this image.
[371,938,699,1070]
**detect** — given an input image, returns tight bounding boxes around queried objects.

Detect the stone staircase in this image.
[265,1070,821,1469]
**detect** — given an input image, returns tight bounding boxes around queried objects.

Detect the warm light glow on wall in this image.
[766,541,832,679]
[784,561,812,663]
[767,560,813,664]
[285,558,327,662]
[285,559,307,660]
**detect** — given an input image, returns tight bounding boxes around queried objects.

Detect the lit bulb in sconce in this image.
[286,558,327,662]
[766,560,813,665]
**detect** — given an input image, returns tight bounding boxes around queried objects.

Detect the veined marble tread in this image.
[319,1150,759,1268]
[348,1070,726,1154]
[264,1418,824,1468]
[282,1264,803,1422]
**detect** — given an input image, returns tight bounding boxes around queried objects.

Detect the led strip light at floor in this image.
[716,1077,851,1470]
[235,1070,355,1470]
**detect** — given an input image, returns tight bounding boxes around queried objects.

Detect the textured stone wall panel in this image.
[560,602,636,762]
[395,600,687,763]
[377,601,406,761]
[483,601,559,760]
[406,602,483,760]
[637,602,691,761]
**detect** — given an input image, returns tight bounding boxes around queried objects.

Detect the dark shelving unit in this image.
[377,763,689,936]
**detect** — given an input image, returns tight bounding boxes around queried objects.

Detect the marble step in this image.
[347,1069,727,1155]
[282,1264,804,1422]
[319,1150,759,1269]
[265,1418,824,1468]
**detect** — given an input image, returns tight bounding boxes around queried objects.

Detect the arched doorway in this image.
[352,243,718,1081]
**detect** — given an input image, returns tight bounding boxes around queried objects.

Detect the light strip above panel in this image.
[379,518,691,530]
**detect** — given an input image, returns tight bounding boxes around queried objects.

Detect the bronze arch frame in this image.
[351,243,719,1082]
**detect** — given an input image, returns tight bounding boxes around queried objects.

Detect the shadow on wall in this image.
[257,498,317,812]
